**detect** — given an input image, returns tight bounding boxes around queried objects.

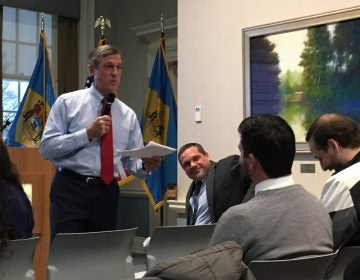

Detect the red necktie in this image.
[101,99,114,184]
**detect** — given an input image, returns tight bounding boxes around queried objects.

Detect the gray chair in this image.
[326,246,360,279]
[47,228,138,280]
[146,224,215,269]
[248,250,338,280]
[0,236,39,280]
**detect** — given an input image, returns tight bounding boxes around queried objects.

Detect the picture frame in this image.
[243,7,360,151]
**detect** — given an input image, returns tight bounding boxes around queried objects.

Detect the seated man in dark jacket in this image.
[178,143,251,225]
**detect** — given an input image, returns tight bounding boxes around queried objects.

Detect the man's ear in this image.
[88,64,94,76]
[327,139,340,153]
[246,153,257,170]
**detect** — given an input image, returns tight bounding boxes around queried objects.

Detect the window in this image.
[2,7,57,141]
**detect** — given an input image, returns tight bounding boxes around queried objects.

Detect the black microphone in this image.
[103,93,115,115]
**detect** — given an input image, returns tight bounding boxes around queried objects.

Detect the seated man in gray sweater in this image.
[209,114,334,264]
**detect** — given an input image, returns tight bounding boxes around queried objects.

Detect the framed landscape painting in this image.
[243,7,360,151]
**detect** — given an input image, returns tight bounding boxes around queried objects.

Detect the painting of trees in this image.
[299,19,360,129]
[249,16,360,144]
[250,36,281,115]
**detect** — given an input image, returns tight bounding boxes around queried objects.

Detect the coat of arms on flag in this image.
[6,30,56,147]
[141,34,178,210]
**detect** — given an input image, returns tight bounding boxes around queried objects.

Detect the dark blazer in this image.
[186,155,251,224]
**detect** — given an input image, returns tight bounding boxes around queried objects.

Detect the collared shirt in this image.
[190,180,211,225]
[39,85,147,178]
[334,151,360,175]
[255,175,295,195]
[321,161,360,212]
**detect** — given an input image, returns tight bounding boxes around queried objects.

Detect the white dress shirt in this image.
[255,175,295,195]
[39,85,147,178]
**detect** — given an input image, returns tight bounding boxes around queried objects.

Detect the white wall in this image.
[177,0,360,201]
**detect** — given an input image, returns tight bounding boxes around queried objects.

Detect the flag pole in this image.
[160,13,164,38]
[84,16,111,88]
[40,12,44,32]
[160,12,166,50]
[41,13,47,128]
[141,11,177,219]
[159,12,165,226]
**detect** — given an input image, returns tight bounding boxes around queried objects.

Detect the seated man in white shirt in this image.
[306,113,360,248]
[209,114,334,264]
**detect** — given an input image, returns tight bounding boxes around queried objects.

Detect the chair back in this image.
[0,236,39,280]
[146,224,215,269]
[47,228,138,280]
[326,246,360,279]
[248,251,338,280]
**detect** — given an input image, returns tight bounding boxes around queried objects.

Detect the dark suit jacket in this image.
[186,155,251,224]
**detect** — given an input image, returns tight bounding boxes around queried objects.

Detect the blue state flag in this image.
[141,37,178,210]
[6,31,56,147]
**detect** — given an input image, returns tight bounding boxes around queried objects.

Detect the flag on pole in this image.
[6,31,56,147]
[141,36,178,210]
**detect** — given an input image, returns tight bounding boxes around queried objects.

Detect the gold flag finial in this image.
[94,16,111,36]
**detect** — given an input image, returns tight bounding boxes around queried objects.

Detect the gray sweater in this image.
[209,185,334,264]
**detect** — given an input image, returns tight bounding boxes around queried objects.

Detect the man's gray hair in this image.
[88,45,121,68]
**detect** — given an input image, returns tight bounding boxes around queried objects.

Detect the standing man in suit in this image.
[306,113,360,248]
[178,143,251,225]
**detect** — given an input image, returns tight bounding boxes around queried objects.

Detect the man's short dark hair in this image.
[238,114,295,178]
[178,143,207,162]
[305,113,360,151]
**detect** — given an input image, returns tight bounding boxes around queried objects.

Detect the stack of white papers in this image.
[117,141,176,158]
